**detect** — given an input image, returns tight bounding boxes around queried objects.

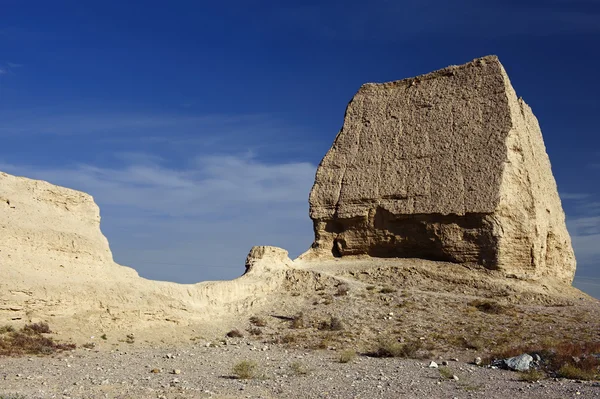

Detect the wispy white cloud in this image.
[0,111,282,138]
[0,153,317,283]
[561,192,590,200]
[0,68,6,74]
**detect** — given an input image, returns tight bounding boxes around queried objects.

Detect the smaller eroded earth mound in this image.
[0,171,297,341]
[307,55,575,283]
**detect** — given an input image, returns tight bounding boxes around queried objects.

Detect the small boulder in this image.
[504,354,533,372]
[428,361,439,368]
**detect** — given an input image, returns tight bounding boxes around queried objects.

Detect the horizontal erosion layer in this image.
[314,209,500,268]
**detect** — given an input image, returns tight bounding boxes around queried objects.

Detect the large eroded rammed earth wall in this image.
[308,56,576,283]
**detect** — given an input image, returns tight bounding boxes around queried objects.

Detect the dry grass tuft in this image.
[519,369,546,382]
[249,316,267,327]
[335,283,350,296]
[439,367,454,379]
[556,364,597,380]
[232,360,258,379]
[290,312,305,329]
[318,316,344,331]
[226,329,244,338]
[379,286,396,294]
[339,349,357,363]
[373,337,422,358]
[247,327,263,336]
[290,361,309,375]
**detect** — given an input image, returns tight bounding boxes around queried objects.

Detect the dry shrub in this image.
[249,316,267,327]
[281,334,297,344]
[380,286,396,294]
[226,329,244,338]
[439,367,454,379]
[519,369,546,382]
[0,325,15,334]
[339,349,357,363]
[24,322,51,334]
[290,361,309,375]
[247,327,263,336]
[290,312,305,329]
[335,283,350,296]
[374,338,422,358]
[0,324,75,357]
[232,360,258,379]
[318,316,344,331]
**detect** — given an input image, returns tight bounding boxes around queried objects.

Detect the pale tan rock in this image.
[306,55,576,283]
[0,171,294,338]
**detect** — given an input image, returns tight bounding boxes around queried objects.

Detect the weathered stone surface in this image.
[307,55,576,283]
[504,354,534,372]
[0,171,294,332]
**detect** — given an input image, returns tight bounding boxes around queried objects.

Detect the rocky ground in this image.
[1,341,599,399]
[2,258,599,398]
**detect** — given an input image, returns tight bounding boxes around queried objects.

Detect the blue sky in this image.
[1,1,599,297]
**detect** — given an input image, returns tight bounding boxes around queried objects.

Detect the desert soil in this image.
[2,258,599,398]
[1,341,600,399]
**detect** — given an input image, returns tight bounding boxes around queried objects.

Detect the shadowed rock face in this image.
[308,55,576,283]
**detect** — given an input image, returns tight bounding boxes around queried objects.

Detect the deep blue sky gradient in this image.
[1,1,599,297]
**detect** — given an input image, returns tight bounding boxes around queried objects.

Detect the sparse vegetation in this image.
[486,340,600,381]
[232,360,258,379]
[379,286,396,294]
[0,323,76,356]
[247,327,263,336]
[82,342,96,349]
[24,322,51,334]
[290,312,305,329]
[557,364,597,381]
[339,349,357,363]
[335,283,350,296]
[318,316,344,331]
[290,361,309,375]
[519,369,546,382]
[226,329,244,338]
[439,367,454,379]
[249,316,267,327]
[281,334,297,344]
[0,325,15,334]
[125,334,135,344]
[373,337,422,358]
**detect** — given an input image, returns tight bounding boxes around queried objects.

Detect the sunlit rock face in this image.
[308,55,576,283]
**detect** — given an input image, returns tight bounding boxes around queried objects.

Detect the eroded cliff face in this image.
[0,172,139,284]
[0,171,294,331]
[307,56,576,283]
